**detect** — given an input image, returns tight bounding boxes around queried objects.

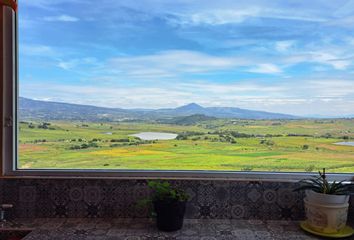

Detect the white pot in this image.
[305,190,349,205]
[304,192,350,234]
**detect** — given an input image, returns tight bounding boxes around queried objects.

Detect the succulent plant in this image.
[295,168,354,195]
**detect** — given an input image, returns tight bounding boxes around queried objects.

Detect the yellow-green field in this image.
[18,119,354,172]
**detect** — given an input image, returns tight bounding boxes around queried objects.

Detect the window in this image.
[2,1,354,179]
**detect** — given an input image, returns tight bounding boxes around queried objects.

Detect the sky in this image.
[18,0,354,117]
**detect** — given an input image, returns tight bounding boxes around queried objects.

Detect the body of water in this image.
[334,142,354,146]
[130,132,178,140]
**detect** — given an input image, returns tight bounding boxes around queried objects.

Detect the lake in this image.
[334,142,354,146]
[130,132,178,140]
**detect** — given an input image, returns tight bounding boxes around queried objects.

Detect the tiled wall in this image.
[0,179,353,221]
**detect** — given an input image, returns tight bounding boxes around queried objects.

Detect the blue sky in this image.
[19,0,354,117]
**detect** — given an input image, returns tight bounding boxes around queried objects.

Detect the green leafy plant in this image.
[148,180,189,202]
[136,180,189,213]
[294,168,354,195]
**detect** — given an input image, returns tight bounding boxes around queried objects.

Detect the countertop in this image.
[4,218,353,240]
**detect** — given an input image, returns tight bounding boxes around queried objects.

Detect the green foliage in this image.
[136,180,189,215]
[304,165,315,172]
[37,122,54,129]
[295,168,354,195]
[110,138,130,143]
[241,166,253,171]
[160,114,217,125]
[18,119,354,172]
[302,144,309,150]
[147,180,189,202]
[260,139,274,146]
[322,133,332,139]
[69,142,98,150]
[176,131,204,140]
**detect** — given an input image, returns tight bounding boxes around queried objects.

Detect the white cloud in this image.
[57,58,99,70]
[115,1,331,26]
[21,44,56,56]
[44,15,79,22]
[178,8,261,25]
[159,1,332,27]
[57,61,76,70]
[104,50,289,78]
[325,15,354,28]
[346,37,354,46]
[106,50,248,78]
[311,52,351,70]
[21,0,84,9]
[21,78,354,117]
[284,51,353,70]
[275,41,294,52]
[21,75,354,116]
[247,64,282,74]
[307,80,354,97]
[19,1,354,117]
[179,82,285,95]
[99,47,353,80]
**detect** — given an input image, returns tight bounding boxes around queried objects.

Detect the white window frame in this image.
[1,3,353,182]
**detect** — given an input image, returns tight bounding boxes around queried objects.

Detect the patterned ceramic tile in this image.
[16,218,331,240]
[0,179,352,223]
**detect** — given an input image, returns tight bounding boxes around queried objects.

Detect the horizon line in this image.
[19,96,354,119]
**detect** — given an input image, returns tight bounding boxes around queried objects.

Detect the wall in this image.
[0,179,353,222]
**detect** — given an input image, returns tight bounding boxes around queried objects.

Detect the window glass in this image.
[18,1,354,172]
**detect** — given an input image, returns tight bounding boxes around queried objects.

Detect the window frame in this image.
[1,3,353,182]
[1,5,17,177]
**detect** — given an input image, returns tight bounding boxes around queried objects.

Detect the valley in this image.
[19,118,354,172]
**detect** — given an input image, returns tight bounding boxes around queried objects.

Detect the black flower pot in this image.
[153,199,186,231]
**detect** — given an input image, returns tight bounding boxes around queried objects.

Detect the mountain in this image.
[158,114,217,125]
[19,97,299,121]
[19,97,132,121]
[175,103,206,114]
[154,103,297,119]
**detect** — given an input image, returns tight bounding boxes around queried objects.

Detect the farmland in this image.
[18,118,354,173]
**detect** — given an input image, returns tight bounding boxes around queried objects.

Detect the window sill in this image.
[2,169,354,182]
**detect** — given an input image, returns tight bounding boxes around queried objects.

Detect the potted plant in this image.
[295,168,354,234]
[139,180,189,232]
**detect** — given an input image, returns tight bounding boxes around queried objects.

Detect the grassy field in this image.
[18,119,354,173]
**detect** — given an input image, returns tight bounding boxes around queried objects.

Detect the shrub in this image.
[37,122,51,129]
[304,165,315,172]
[69,145,81,150]
[302,144,309,150]
[241,166,253,171]
[111,138,130,143]
[260,139,274,146]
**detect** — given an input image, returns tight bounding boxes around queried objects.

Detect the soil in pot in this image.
[154,200,186,231]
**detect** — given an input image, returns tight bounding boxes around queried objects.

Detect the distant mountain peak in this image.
[19,97,300,121]
[186,103,202,107]
[176,103,204,111]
